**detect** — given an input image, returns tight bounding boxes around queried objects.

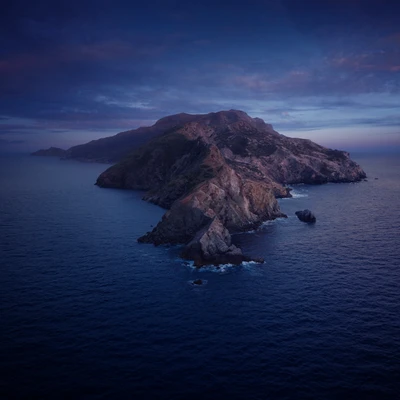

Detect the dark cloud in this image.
[275,114,400,131]
[1,0,400,150]
[0,138,25,144]
[0,123,41,135]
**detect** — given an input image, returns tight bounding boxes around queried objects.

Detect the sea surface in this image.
[1,153,399,399]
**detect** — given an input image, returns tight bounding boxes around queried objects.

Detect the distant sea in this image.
[1,153,399,399]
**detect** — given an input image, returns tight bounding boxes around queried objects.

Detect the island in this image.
[91,110,366,266]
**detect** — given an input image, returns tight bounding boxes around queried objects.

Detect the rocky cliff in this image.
[96,110,366,266]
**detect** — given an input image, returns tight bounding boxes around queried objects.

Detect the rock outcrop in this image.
[95,110,366,265]
[181,218,246,266]
[31,147,66,157]
[295,209,316,223]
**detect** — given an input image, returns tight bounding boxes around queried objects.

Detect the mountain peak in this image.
[154,109,271,132]
[154,113,194,127]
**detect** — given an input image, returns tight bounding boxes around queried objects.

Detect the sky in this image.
[1,0,400,152]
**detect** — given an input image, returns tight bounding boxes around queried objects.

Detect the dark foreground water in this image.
[1,154,399,399]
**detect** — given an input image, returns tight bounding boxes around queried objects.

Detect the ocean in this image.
[1,153,399,399]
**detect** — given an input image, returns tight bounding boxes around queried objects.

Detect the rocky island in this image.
[93,110,366,266]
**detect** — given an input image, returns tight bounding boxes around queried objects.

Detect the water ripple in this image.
[1,154,400,399]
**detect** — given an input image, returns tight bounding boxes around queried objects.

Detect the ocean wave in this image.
[281,190,308,199]
[183,261,233,273]
[291,191,308,198]
[182,259,262,274]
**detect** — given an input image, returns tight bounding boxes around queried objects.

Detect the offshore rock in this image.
[295,209,316,223]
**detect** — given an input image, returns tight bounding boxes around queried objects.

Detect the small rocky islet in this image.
[34,110,366,266]
[295,209,317,223]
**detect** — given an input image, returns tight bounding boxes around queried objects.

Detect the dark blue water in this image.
[1,154,399,399]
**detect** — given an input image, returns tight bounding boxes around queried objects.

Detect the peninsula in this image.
[92,110,366,266]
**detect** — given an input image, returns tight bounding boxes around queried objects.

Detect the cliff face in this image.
[96,110,366,266]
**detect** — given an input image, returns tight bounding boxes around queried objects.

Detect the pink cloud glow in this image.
[0,40,166,77]
[329,51,400,73]
[231,70,311,92]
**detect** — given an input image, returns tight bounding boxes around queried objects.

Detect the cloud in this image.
[231,74,270,90]
[1,0,400,151]
[225,65,396,98]
[0,39,166,80]
[280,111,296,120]
[274,113,400,132]
[0,123,40,135]
[94,95,155,110]
[0,138,25,144]
[381,32,400,46]
[328,50,400,73]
